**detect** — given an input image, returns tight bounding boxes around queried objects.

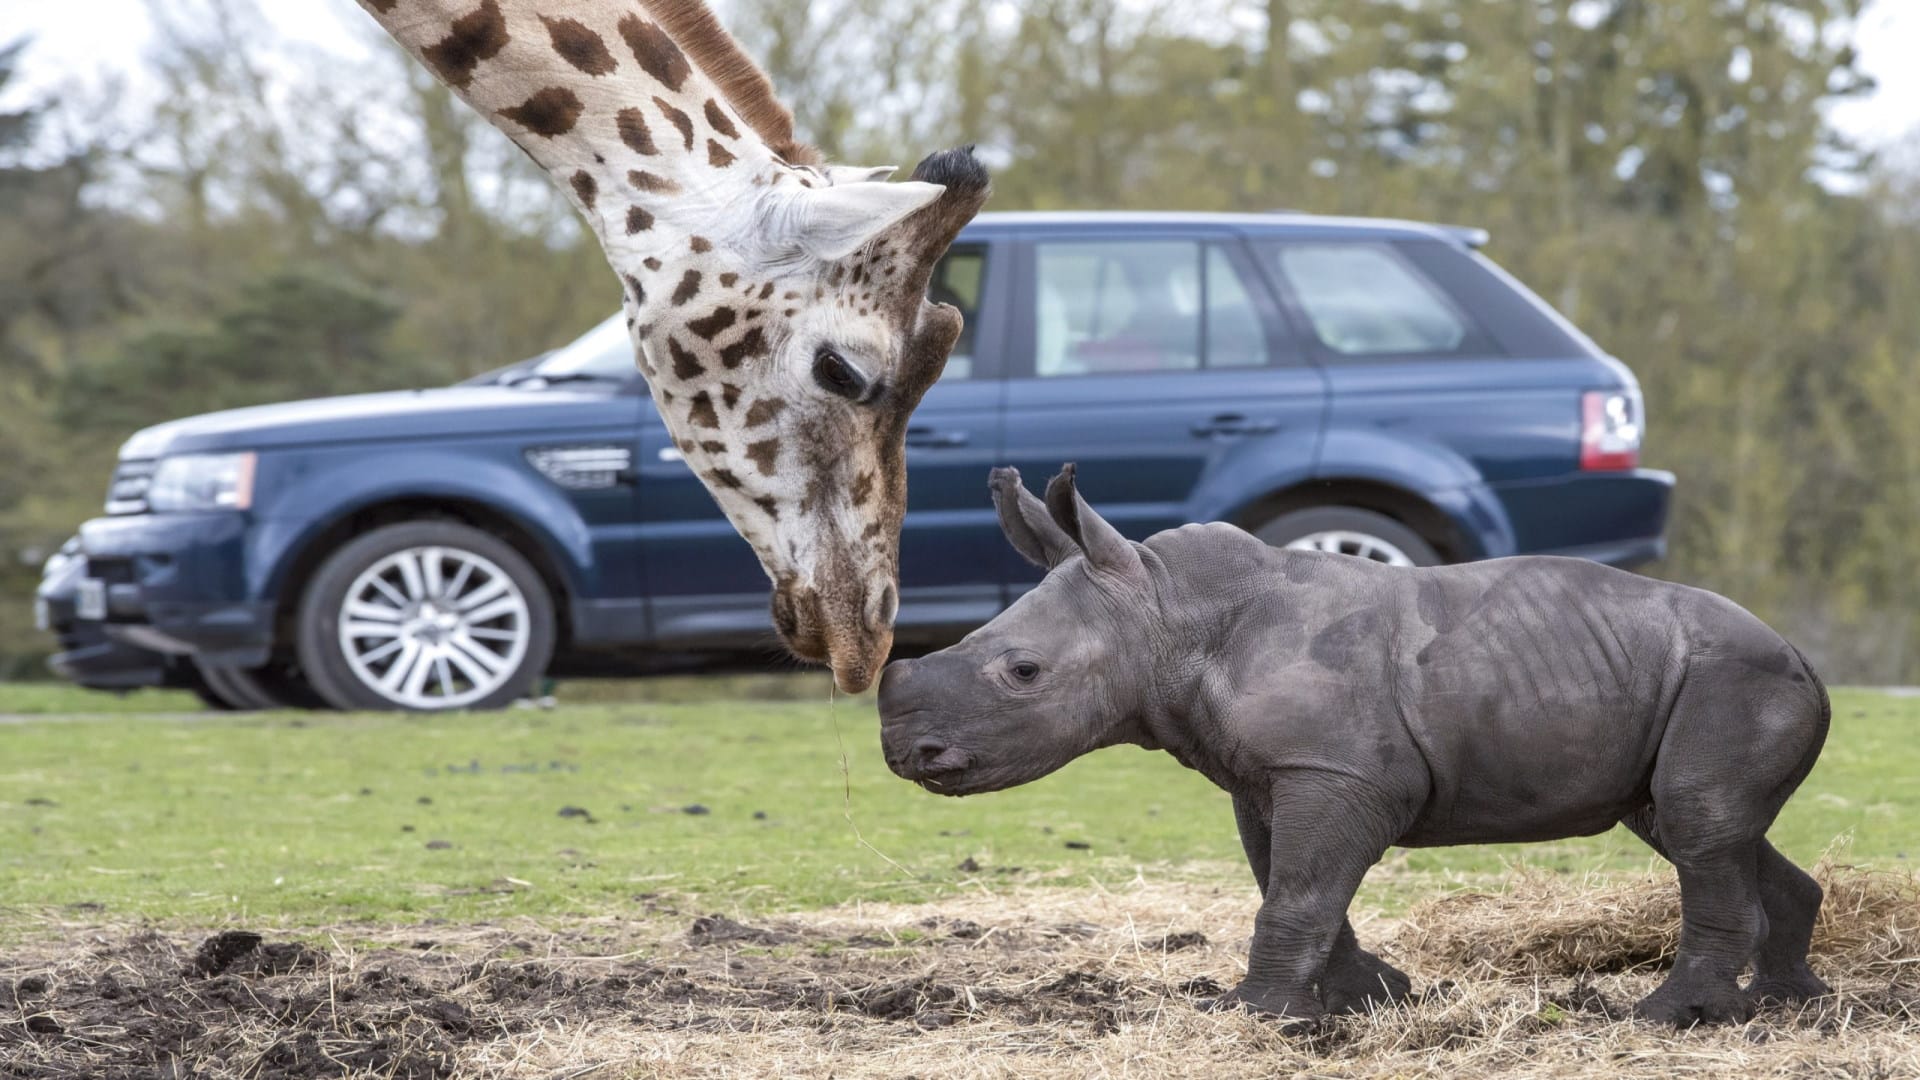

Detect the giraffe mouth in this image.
[770,580,892,694]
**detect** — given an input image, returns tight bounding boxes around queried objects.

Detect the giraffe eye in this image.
[812,347,867,401]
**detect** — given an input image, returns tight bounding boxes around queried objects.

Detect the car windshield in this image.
[531,315,635,380]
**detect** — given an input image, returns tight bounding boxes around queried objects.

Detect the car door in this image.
[998,230,1326,591]
[639,238,1009,649]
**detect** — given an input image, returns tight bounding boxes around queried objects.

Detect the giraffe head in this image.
[619,148,990,692]
[356,0,990,691]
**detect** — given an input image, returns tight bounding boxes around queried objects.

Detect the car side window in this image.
[1031,240,1274,376]
[1273,242,1469,357]
[1206,246,1270,369]
[927,245,987,380]
[1034,240,1199,377]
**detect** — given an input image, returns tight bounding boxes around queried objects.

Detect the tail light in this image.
[1580,389,1642,471]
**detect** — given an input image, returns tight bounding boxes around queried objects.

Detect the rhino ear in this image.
[991,467,1074,569]
[1043,463,1145,580]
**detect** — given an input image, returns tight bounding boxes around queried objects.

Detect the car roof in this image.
[959,210,1487,247]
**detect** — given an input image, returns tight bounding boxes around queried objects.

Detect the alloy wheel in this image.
[1282,530,1418,567]
[336,546,531,709]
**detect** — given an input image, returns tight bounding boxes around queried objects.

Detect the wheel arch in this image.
[1228,478,1475,564]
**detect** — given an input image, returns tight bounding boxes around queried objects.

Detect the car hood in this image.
[120,385,644,459]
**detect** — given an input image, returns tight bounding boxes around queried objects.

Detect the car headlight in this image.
[147,452,256,512]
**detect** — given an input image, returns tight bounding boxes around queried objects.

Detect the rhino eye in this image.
[812,347,867,401]
[1010,661,1040,683]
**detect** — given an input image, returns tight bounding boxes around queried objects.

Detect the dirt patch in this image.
[3,865,1917,1078]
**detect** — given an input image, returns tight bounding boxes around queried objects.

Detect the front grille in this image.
[106,460,157,515]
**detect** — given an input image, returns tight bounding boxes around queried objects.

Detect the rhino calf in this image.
[878,465,1831,1028]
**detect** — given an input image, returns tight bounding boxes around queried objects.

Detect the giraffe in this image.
[353,0,990,693]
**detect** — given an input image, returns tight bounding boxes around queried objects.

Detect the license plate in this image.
[76,578,107,621]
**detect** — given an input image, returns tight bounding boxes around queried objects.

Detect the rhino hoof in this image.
[1321,956,1414,1015]
[1197,985,1324,1032]
[1745,969,1833,1006]
[1634,981,1755,1027]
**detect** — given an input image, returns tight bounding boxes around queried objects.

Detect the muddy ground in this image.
[3,870,1917,1079]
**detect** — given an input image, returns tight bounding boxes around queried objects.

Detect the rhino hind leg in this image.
[1744,840,1832,1005]
[1318,919,1413,1014]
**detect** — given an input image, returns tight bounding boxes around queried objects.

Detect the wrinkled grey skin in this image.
[879,465,1832,1029]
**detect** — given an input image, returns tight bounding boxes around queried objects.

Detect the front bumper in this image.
[37,553,180,690]
[76,511,276,667]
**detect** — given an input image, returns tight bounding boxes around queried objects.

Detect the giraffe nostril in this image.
[862,577,898,632]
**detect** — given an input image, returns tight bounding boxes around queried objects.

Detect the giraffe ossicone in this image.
[356,0,990,692]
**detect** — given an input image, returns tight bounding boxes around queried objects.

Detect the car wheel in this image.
[295,521,556,712]
[1253,506,1442,568]
[192,657,326,711]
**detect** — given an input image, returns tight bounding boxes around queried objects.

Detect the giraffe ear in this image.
[823,165,898,185]
[783,180,946,263]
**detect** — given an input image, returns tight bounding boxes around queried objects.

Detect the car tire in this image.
[191,658,326,711]
[1253,506,1442,568]
[295,521,555,712]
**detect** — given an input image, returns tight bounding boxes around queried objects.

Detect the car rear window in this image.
[1270,242,1472,357]
[1392,238,1601,359]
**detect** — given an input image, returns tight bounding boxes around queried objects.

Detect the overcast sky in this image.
[3,0,1916,149]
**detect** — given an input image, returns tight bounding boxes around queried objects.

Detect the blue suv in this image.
[39,211,1672,710]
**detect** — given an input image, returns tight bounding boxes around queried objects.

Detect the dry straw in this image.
[3,862,1916,1078]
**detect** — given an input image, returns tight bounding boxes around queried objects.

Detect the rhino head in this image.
[877,464,1156,796]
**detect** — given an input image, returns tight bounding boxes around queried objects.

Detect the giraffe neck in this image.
[358,0,795,287]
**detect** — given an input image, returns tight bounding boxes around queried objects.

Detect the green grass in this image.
[0,684,1913,929]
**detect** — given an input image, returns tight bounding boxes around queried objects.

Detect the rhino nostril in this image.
[913,738,947,764]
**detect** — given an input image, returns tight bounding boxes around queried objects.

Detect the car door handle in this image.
[905,426,970,448]
[1191,413,1278,438]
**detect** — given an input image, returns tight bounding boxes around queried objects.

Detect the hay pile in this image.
[1398,856,1920,979]
[4,865,1917,1078]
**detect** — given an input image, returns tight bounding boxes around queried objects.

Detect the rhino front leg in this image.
[1204,773,1404,1029]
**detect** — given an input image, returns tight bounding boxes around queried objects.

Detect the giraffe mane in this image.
[636,0,824,168]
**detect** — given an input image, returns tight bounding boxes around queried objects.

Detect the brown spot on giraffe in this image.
[721,383,743,409]
[643,257,662,271]
[500,87,583,137]
[668,337,704,380]
[365,0,397,11]
[744,398,786,427]
[568,170,596,209]
[850,470,875,507]
[622,274,646,306]
[626,205,653,234]
[703,98,740,139]
[616,107,656,155]
[718,272,739,288]
[687,392,720,429]
[759,283,776,300]
[719,327,767,369]
[627,170,680,195]
[699,440,726,453]
[689,236,712,253]
[745,438,780,476]
[655,97,695,151]
[671,270,701,305]
[540,15,617,76]
[422,0,507,89]
[688,307,737,340]
[709,468,742,489]
[616,14,690,92]
[754,496,779,518]
[707,139,736,168]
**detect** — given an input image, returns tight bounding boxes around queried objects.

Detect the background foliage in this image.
[1,0,1916,681]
